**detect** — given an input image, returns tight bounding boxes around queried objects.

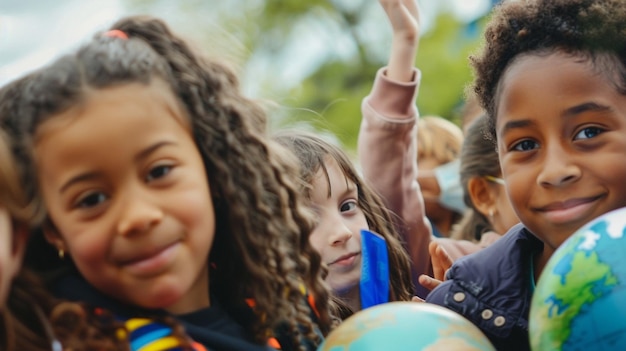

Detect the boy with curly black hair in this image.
[426,0,626,349]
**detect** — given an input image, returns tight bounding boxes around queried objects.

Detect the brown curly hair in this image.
[471,0,626,140]
[4,15,333,349]
[273,130,415,317]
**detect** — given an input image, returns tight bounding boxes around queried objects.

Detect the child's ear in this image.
[41,220,66,255]
[467,177,496,217]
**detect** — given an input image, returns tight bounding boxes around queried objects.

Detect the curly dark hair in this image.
[471,0,626,140]
[5,269,201,351]
[273,130,415,317]
[2,15,333,349]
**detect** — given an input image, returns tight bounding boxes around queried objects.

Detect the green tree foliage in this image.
[124,0,485,150]
[416,14,484,126]
[275,10,484,149]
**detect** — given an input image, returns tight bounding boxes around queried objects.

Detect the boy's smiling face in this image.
[496,52,626,251]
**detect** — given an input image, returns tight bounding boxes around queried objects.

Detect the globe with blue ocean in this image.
[318,302,495,351]
[530,207,626,350]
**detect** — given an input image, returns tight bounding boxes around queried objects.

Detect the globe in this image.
[318,302,495,351]
[530,207,626,350]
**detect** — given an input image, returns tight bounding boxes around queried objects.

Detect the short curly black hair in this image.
[471,0,626,140]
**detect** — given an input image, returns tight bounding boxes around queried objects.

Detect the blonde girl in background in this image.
[416,116,465,238]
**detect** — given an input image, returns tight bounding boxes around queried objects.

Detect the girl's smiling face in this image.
[496,52,626,251]
[34,80,215,314]
[308,157,368,295]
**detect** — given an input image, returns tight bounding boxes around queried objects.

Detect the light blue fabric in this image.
[433,159,467,214]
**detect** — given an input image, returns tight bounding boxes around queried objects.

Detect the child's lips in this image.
[535,195,603,224]
[329,252,360,267]
[119,242,179,277]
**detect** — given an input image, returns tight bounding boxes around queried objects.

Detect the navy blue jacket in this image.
[425,223,544,351]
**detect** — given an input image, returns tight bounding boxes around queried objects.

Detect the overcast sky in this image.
[0,0,491,88]
[0,0,124,86]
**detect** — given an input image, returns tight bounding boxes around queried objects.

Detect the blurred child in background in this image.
[435,114,519,260]
[274,131,414,318]
[416,116,466,237]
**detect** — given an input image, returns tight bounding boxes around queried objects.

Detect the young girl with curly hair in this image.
[426,0,626,349]
[3,15,333,351]
[0,123,191,351]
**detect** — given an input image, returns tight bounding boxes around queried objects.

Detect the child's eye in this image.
[511,139,538,152]
[574,126,604,140]
[76,192,108,208]
[340,200,358,213]
[146,165,172,182]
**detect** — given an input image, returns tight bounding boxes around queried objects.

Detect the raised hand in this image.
[418,240,453,292]
[380,0,420,44]
[379,0,420,81]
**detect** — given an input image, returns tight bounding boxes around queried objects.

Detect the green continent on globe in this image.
[530,224,618,350]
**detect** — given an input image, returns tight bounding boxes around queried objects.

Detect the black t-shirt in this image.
[178,302,273,351]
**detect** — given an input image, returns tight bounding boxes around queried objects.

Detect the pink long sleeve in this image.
[357,67,432,297]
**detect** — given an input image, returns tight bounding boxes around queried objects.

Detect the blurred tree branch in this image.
[124,0,484,150]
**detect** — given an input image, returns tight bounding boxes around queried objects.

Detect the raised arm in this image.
[357,0,432,298]
[382,0,420,81]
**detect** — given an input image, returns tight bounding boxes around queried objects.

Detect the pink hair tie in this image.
[104,29,128,39]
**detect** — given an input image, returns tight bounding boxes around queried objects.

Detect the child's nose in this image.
[329,223,353,246]
[116,193,163,235]
[536,146,581,187]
